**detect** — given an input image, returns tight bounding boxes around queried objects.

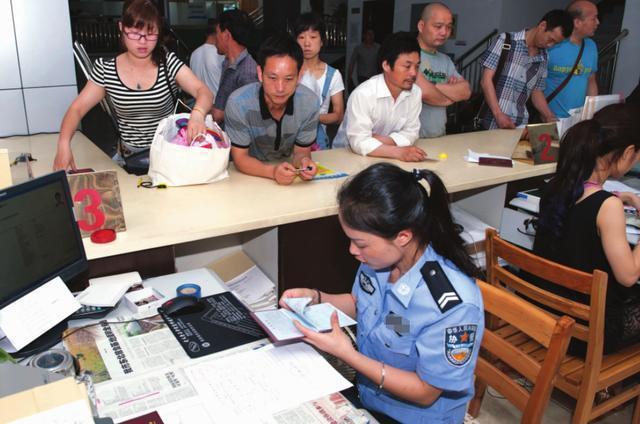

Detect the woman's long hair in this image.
[121,0,165,66]
[537,104,640,240]
[338,163,482,279]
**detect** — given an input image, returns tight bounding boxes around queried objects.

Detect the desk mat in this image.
[159,292,267,358]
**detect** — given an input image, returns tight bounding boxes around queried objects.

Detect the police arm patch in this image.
[359,271,375,295]
[444,324,477,366]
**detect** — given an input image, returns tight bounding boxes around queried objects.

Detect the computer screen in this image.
[0,171,87,310]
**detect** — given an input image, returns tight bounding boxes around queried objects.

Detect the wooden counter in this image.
[1,129,554,261]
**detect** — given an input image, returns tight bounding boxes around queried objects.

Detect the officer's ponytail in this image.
[338,163,482,279]
[415,169,482,279]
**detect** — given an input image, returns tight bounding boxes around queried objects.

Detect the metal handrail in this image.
[455,29,498,67]
[597,29,629,94]
[598,28,628,56]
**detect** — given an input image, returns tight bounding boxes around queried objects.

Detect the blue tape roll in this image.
[176,283,201,298]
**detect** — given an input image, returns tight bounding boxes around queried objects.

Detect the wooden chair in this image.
[469,228,640,423]
[474,280,575,423]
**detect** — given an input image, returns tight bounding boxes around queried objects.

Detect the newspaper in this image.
[94,339,269,422]
[273,392,373,424]
[63,316,189,384]
[94,367,199,421]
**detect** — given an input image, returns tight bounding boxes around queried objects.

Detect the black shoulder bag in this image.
[472,32,513,130]
[527,40,585,124]
[121,58,178,175]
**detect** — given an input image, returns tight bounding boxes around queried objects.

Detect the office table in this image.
[1,130,556,293]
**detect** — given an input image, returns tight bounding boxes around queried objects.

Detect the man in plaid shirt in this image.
[480,10,573,129]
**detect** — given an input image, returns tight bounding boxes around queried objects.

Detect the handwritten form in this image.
[184,343,352,422]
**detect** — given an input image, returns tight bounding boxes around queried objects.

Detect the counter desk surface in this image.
[1,129,555,261]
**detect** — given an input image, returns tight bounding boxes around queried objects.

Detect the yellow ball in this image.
[438,152,448,160]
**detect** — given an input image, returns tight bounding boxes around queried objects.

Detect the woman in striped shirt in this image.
[53,0,213,171]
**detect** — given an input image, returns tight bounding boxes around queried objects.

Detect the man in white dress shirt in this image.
[334,32,426,162]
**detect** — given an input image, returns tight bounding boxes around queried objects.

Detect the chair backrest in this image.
[72,41,120,136]
[477,280,575,423]
[484,228,608,386]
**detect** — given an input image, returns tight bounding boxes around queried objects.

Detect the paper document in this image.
[0,276,80,351]
[464,149,512,164]
[184,343,352,422]
[0,148,11,189]
[9,399,94,424]
[77,272,142,307]
[603,180,640,195]
[226,265,277,311]
[94,339,267,421]
[0,377,93,424]
[252,298,356,342]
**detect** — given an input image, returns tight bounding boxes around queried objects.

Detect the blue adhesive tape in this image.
[176,283,201,298]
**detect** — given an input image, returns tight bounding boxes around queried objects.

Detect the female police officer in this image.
[280,163,484,423]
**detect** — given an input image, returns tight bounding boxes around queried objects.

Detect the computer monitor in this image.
[0,171,87,354]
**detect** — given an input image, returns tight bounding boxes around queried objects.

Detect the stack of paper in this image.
[451,206,493,268]
[557,94,623,138]
[226,266,277,311]
[208,251,277,311]
[76,272,142,307]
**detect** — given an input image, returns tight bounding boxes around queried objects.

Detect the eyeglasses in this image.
[123,31,159,41]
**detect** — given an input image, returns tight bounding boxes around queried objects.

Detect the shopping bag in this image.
[148,112,230,186]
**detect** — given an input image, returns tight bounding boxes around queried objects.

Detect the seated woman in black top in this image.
[534,103,640,356]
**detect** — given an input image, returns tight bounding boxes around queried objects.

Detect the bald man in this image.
[544,0,599,118]
[415,2,470,138]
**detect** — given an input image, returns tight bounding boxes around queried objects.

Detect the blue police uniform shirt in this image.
[544,38,598,118]
[351,244,484,424]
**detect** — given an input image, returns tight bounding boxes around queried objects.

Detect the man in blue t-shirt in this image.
[545,0,599,118]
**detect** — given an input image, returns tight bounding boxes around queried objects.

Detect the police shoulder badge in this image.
[444,324,477,366]
[359,271,375,295]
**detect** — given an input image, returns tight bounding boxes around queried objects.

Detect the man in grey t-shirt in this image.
[415,3,470,138]
[225,34,319,185]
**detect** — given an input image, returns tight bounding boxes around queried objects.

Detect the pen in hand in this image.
[295,166,313,173]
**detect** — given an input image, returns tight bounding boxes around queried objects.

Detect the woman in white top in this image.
[54,0,212,171]
[294,13,344,150]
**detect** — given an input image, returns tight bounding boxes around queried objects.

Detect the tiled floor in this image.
[471,386,633,423]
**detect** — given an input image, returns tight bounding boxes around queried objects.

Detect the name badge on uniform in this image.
[444,324,477,366]
[359,271,375,295]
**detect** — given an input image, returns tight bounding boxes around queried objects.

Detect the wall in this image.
[392,0,502,58]
[498,0,572,33]
[0,0,77,137]
[612,0,640,96]
[391,0,571,58]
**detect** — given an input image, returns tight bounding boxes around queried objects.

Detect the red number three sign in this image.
[67,171,126,237]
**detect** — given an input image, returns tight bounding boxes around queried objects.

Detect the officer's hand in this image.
[279,288,317,309]
[294,311,354,359]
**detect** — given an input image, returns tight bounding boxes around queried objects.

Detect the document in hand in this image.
[252,297,356,342]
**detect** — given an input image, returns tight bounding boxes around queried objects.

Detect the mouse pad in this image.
[159,292,267,358]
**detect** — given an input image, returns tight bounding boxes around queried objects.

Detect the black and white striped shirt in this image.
[90,52,184,149]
